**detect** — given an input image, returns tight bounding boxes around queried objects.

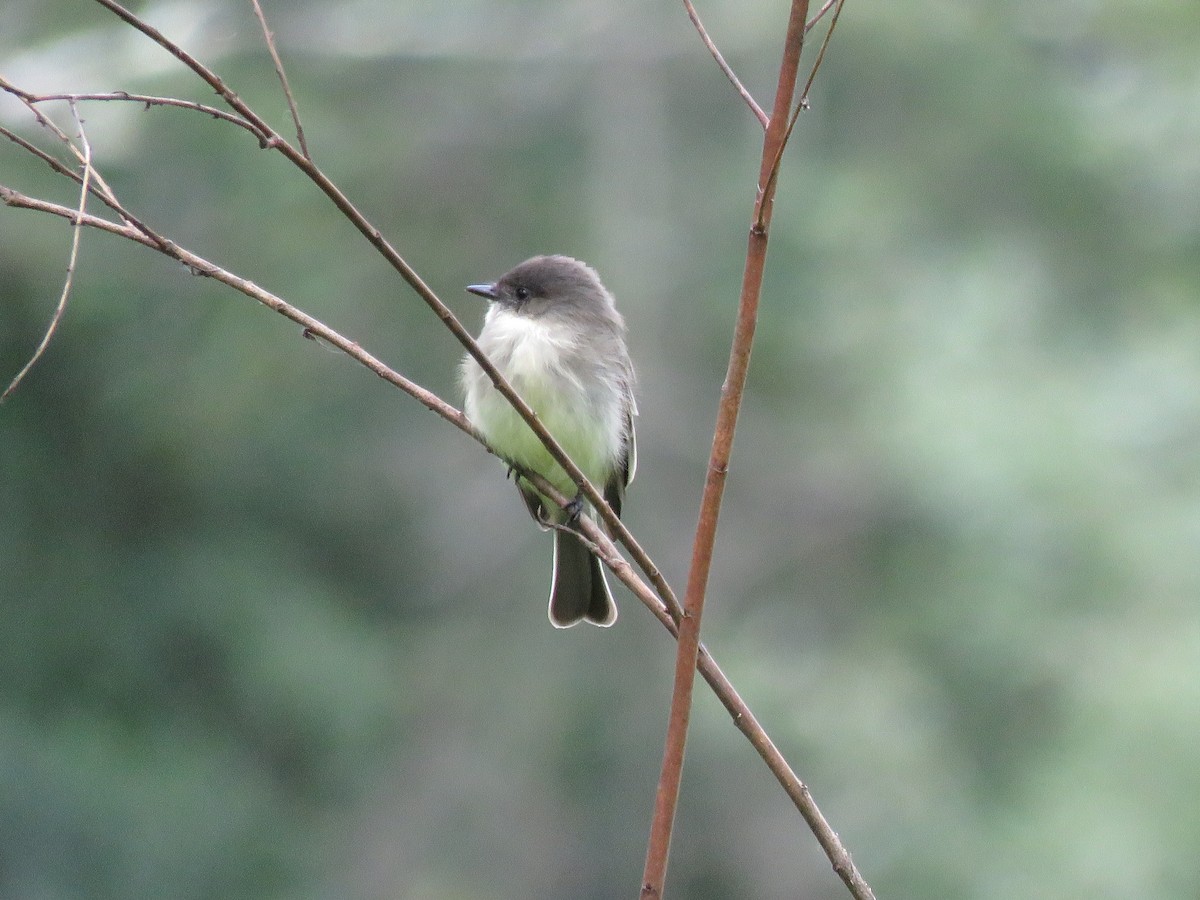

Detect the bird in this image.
[461,255,636,627]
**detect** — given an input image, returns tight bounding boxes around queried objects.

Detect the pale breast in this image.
[467,309,622,490]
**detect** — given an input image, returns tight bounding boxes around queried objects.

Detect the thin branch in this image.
[682,0,768,129]
[0,78,123,208]
[800,0,847,104]
[0,79,155,233]
[250,0,311,160]
[680,0,840,130]
[0,183,464,430]
[805,0,840,33]
[0,123,75,178]
[2,103,91,402]
[16,90,259,134]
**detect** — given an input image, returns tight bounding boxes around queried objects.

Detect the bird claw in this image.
[564,494,584,523]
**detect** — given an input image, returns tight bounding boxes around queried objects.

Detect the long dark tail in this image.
[549,529,617,628]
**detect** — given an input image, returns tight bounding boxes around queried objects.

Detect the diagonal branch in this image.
[90,0,274,143]
[79,0,679,622]
[682,0,768,128]
[0,183,464,428]
[800,0,848,104]
[805,0,841,33]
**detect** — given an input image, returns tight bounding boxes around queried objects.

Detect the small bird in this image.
[461,255,637,627]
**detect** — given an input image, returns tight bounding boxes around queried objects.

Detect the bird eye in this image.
[514,286,530,302]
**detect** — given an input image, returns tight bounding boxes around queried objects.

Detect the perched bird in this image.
[461,255,637,627]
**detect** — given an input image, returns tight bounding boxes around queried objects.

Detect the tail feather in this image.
[549,529,617,628]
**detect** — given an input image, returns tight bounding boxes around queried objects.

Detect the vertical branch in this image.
[640,2,811,898]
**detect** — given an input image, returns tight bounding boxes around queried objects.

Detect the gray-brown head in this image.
[466,255,621,327]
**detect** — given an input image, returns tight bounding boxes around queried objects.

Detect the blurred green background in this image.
[3,1,1199,898]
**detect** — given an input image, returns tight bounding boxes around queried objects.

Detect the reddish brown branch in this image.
[643,0,874,898]
[642,2,813,894]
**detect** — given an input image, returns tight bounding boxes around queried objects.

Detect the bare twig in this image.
[2,103,91,402]
[13,90,258,134]
[90,0,274,143]
[0,123,74,179]
[0,183,464,429]
[678,0,842,134]
[250,0,311,160]
[682,0,768,128]
[0,79,156,237]
[0,78,123,210]
[0,77,255,133]
[805,0,840,33]
[800,0,847,104]
[757,0,847,234]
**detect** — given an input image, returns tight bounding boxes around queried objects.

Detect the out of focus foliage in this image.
[2,1,1199,898]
